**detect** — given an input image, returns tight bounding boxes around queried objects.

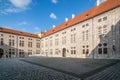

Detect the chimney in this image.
[65,18,68,22]
[52,25,55,28]
[72,14,75,19]
[97,0,107,6]
[97,0,100,6]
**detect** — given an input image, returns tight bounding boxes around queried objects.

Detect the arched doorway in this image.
[0,48,4,58]
[62,48,66,57]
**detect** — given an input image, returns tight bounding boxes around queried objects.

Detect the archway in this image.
[62,48,66,57]
[0,48,4,58]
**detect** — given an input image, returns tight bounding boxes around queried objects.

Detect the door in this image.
[62,48,66,57]
[0,48,4,58]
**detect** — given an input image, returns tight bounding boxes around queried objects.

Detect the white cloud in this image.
[50,13,57,19]
[52,0,58,4]
[10,0,32,9]
[35,27,40,30]
[18,21,28,25]
[0,0,32,14]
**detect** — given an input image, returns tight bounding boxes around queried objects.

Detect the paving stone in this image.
[0,58,80,80]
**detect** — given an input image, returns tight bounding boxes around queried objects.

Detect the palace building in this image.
[0,0,120,58]
[0,27,41,58]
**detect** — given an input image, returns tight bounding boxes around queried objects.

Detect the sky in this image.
[0,0,98,34]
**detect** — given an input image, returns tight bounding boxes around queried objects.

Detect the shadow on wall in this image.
[86,20,120,59]
[0,43,28,58]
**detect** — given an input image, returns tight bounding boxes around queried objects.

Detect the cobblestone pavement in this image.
[0,58,80,80]
[86,62,120,80]
[22,57,119,78]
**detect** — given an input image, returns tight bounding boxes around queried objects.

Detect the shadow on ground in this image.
[21,57,120,79]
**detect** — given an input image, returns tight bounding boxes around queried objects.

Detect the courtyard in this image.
[0,57,120,80]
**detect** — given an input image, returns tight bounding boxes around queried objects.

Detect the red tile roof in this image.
[43,0,120,38]
[0,27,40,38]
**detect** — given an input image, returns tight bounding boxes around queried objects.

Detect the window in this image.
[71,28,76,31]
[82,45,89,54]
[1,34,3,36]
[36,50,40,54]
[62,31,66,34]
[50,49,53,55]
[82,25,85,28]
[0,38,4,45]
[86,30,89,41]
[103,48,107,54]
[103,43,107,46]
[103,16,107,21]
[19,49,24,57]
[50,40,52,46]
[28,50,32,55]
[36,43,40,48]
[82,31,85,41]
[86,49,89,54]
[71,34,76,43]
[83,49,85,54]
[98,44,102,47]
[103,25,107,34]
[71,47,76,55]
[28,42,32,47]
[55,38,59,46]
[98,19,102,22]
[62,36,66,45]
[19,41,24,47]
[55,49,59,55]
[98,48,102,54]
[9,39,15,46]
[86,23,89,26]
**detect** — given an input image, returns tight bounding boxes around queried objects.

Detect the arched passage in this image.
[0,48,4,58]
[62,48,66,57]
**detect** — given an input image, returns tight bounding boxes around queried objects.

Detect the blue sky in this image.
[0,0,97,33]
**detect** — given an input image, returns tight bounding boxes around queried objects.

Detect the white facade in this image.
[0,32,41,58]
[41,6,120,59]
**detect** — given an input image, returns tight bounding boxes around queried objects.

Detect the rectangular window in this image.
[98,19,102,22]
[0,38,4,45]
[98,48,102,54]
[86,31,88,41]
[36,43,40,48]
[36,50,40,54]
[82,32,85,41]
[28,42,32,47]
[28,50,32,55]
[103,48,107,54]
[50,49,53,55]
[86,49,89,54]
[83,49,85,54]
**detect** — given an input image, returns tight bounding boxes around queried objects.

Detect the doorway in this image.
[0,48,4,58]
[62,48,66,57]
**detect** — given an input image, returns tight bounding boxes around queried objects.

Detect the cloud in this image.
[10,0,32,9]
[18,21,28,25]
[50,13,57,19]
[0,0,32,14]
[35,27,40,30]
[52,0,58,4]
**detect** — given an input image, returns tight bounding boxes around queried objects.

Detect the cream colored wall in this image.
[41,7,120,58]
[0,32,41,58]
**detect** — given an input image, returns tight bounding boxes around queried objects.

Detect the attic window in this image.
[52,30,54,32]
[65,23,68,26]
[86,14,89,18]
